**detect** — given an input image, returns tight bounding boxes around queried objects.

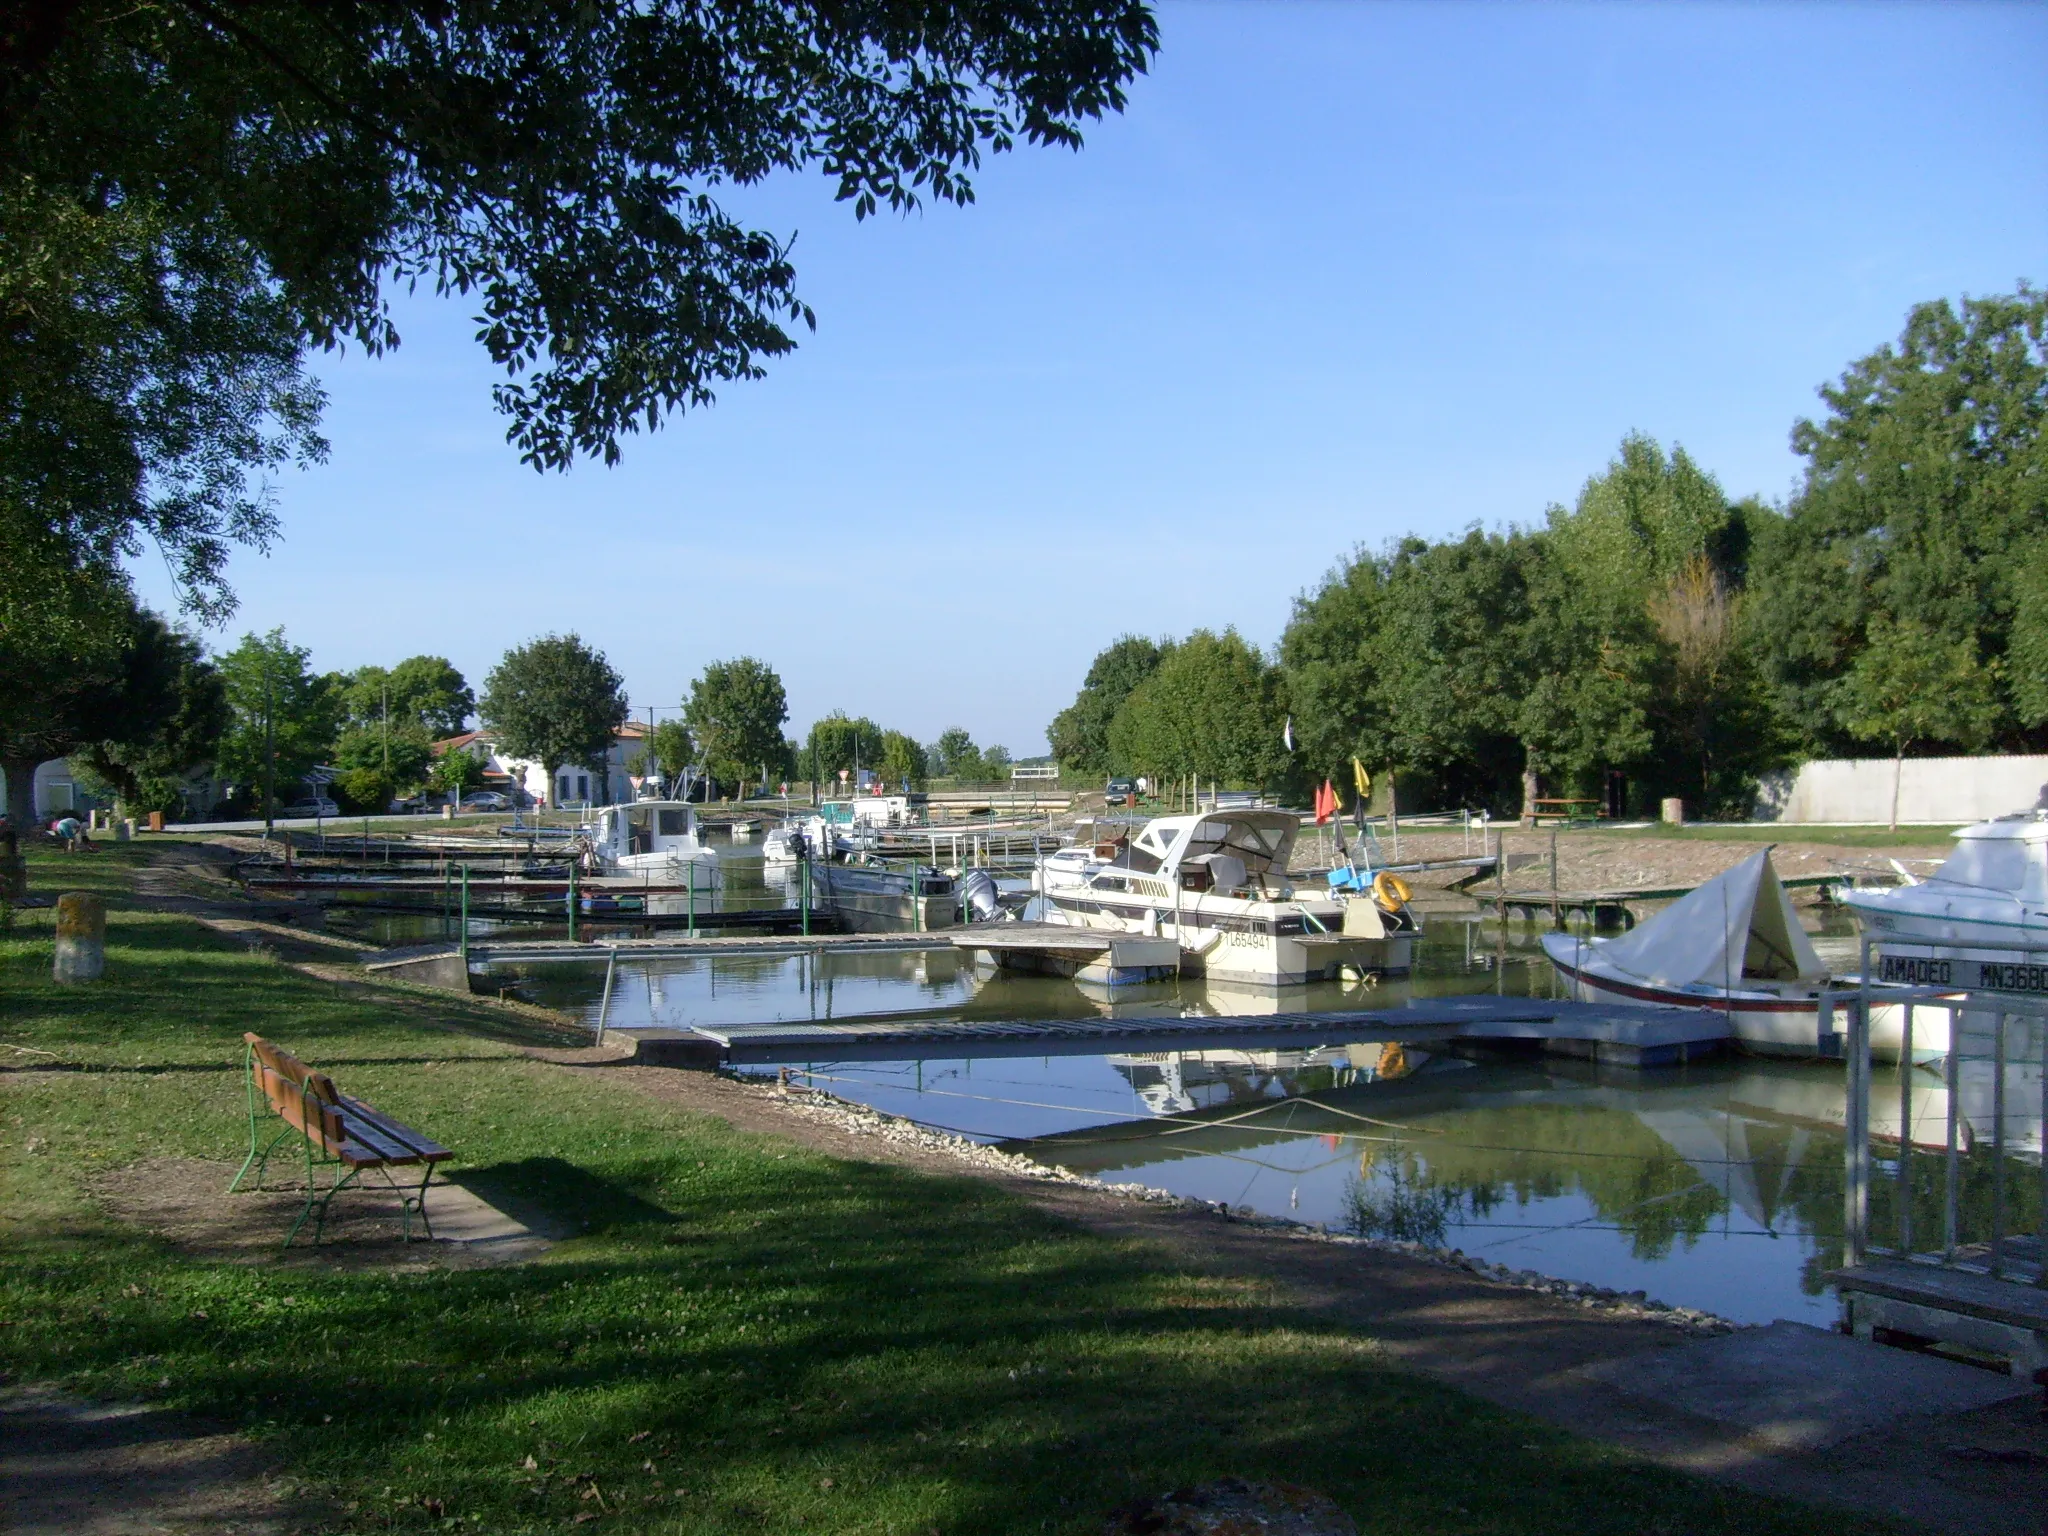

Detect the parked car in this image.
[1105,776,1136,807]
[278,797,339,819]
[460,791,512,812]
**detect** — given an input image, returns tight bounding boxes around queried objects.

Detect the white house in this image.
[432,722,652,808]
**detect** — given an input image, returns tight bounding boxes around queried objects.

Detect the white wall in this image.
[1753,755,2048,824]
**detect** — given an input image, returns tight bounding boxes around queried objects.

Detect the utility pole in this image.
[381,682,390,772]
[262,652,276,835]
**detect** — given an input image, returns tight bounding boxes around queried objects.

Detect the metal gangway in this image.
[1829,933,2047,1382]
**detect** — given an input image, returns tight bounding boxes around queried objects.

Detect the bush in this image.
[335,766,396,815]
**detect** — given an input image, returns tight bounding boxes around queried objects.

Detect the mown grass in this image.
[1,846,1896,1535]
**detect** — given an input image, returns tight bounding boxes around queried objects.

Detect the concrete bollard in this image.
[54,892,106,981]
[1661,798,1685,826]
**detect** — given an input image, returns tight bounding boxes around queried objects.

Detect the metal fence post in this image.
[687,859,696,939]
[459,864,470,964]
[594,945,618,1046]
[800,857,811,936]
[568,860,579,944]
[1898,1002,1914,1255]
[1991,1010,2008,1279]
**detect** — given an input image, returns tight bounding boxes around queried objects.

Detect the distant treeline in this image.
[1049,285,2048,818]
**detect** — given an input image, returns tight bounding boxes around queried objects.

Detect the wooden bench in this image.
[228,1033,453,1246]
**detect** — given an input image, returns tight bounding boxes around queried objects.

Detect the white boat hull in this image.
[1048,895,1413,987]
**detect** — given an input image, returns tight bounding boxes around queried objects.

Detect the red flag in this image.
[1314,779,1336,825]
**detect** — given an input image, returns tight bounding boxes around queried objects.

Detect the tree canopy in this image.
[479,633,628,787]
[341,656,474,738]
[686,657,790,794]
[1047,635,1167,774]
[3,1,1155,612]
[1750,283,2048,756]
[1106,628,1288,789]
[214,628,343,811]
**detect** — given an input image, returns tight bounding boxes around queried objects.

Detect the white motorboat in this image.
[728,818,758,842]
[1541,850,1933,1060]
[581,800,723,887]
[1040,809,1418,986]
[1840,812,2048,995]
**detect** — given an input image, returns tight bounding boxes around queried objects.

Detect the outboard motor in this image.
[959,868,1002,923]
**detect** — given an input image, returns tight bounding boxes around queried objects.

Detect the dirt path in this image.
[555,1053,2047,1536]
[0,1383,332,1535]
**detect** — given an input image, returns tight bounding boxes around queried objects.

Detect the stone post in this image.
[1661,797,1685,826]
[54,892,106,981]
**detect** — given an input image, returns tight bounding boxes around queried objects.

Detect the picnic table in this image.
[229,1033,452,1245]
[1528,798,1606,827]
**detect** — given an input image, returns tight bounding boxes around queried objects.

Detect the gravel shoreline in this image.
[770,1080,1741,1337]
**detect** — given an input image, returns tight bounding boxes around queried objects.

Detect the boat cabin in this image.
[590,800,704,862]
[1924,815,2048,900]
[820,794,929,830]
[1102,811,1299,898]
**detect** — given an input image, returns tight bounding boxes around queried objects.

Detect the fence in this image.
[1830,932,2047,1377]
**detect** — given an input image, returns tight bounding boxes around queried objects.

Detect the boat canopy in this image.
[1151,810,1298,879]
[1593,850,1825,988]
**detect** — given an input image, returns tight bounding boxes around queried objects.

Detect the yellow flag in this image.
[1351,758,1371,801]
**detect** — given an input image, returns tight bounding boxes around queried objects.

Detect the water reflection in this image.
[441,886,2040,1325]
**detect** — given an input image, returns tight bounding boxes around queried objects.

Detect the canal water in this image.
[342,856,2024,1329]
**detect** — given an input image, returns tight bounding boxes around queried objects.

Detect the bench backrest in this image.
[245,1032,345,1152]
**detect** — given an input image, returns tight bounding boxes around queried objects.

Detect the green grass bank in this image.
[1,845,1891,1534]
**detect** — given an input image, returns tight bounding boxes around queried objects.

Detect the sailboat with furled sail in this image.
[1541,849,1931,1060]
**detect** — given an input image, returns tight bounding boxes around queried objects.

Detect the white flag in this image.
[1283,716,1295,752]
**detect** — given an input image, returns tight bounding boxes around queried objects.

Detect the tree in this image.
[649,720,696,784]
[932,726,978,780]
[0,535,140,819]
[214,629,342,818]
[5,4,1155,603]
[686,657,789,798]
[1048,635,1168,773]
[480,634,628,805]
[1833,615,1999,830]
[429,748,486,801]
[1,558,225,821]
[79,618,229,819]
[342,657,473,738]
[1751,285,2048,755]
[806,713,884,793]
[333,721,435,790]
[877,730,929,790]
[0,183,327,619]
[1107,629,1288,789]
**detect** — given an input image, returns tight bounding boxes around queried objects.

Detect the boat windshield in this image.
[1932,837,2034,893]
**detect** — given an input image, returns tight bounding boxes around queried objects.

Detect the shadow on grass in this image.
[0,1146,1885,1536]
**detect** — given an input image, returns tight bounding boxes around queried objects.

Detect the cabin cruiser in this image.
[1542,850,1931,1060]
[1840,813,2048,995]
[579,800,722,887]
[1040,809,1418,986]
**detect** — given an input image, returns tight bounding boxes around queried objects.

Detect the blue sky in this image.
[131,1,2048,757]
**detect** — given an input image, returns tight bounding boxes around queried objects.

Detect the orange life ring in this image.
[1371,871,1411,911]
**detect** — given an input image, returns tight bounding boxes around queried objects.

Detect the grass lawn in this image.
[2,845,1893,1535]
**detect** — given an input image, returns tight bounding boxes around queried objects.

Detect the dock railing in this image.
[1833,932,2047,1285]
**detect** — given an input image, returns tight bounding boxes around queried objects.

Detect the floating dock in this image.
[647,994,1730,1069]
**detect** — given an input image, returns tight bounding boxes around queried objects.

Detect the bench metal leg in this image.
[367,1161,438,1242]
[229,1125,295,1194]
[286,1161,362,1248]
